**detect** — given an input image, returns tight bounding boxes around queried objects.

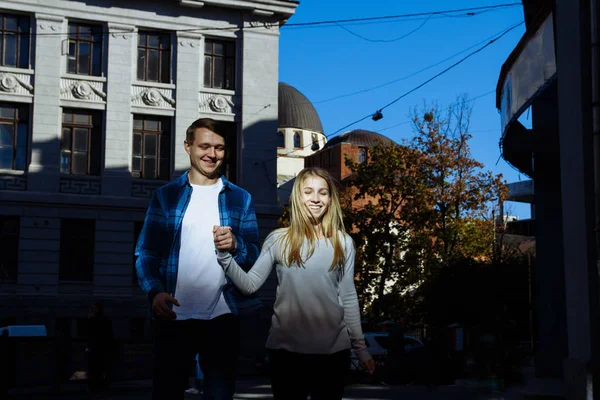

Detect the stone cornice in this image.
[180,0,298,17]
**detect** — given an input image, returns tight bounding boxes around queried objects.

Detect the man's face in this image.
[184,128,225,179]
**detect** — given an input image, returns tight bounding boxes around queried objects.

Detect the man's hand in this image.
[361,359,376,375]
[152,292,179,320]
[213,225,237,252]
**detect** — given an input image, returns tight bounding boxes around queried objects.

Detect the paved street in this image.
[9,378,517,400]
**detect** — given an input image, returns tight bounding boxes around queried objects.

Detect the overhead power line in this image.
[313,21,524,104]
[25,3,522,37]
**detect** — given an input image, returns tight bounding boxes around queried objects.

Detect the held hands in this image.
[152,292,179,320]
[361,358,376,375]
[213,225,237,252]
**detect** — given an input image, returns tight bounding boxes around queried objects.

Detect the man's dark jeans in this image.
[152,314,240,400]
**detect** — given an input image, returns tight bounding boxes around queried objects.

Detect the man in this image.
[135,118,261,400]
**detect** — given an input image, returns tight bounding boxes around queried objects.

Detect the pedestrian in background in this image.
[215,167,375,400]
[86,302,115,395]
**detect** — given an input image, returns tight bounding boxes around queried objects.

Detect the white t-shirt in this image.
[175,180,231,320]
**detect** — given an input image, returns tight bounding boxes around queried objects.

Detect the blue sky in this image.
[278,1,530,218]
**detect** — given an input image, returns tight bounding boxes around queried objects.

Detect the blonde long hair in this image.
[278,167,346,270]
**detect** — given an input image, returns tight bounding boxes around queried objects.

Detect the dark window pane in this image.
[133,133,142,156]
[79,25,92,39]
[72,152,87,175]
[137,49,145,81]
[213,42,224,55]
[294,133,301,148]
[138,32,146,46]
[18,35,28,68]
[147,49,159,81]
[278,132,284,148]
[68,24,77,37]
[92,44,101,76]
[160,132,170,154]
[0,147,12,169]
[0,107,13,118]
[60,219,95,281]
[5,16,17,31]
[143,157,156,179]
[133,118,143,130]
[225,43,234,57]
[213,57,224,88]
[148,34,159,48]
[62,111,72,123]
[144,119,158,131]
[132,156,141,172]
[224,58,234,90]
[73,128,88,151]
[68,41,76,57]
[204,41,212,54]
[160,50,170,83]
[0,124,13,146]
[4,33,17,66]
[159,34,169,49]
[60,150,71,173]
[74,113,89,125]
[67,57,76,74]
[144,134,157,156]
[0,216,19,280]
[15,123,26,170]
[204,56,212,87]
[77,42,91,74]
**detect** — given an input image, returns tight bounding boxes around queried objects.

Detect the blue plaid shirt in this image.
[135,171,262,315]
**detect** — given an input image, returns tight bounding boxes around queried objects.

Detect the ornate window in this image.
[204,39,235,90]
[293,131,302,149]
[67,22,103,76]
[60,110,102,176]
[358,148,367,163]
[0,13,29,69]
[0,103,28,170]
[137,31,171,83]
[132,115,171,180]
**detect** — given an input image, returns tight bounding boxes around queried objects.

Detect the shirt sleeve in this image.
[135,191,167,304]
[231,194,260,270]
[338,235,372,363]
[217,233,277,295]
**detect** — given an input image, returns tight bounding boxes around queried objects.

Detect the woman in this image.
[214,167,374,400]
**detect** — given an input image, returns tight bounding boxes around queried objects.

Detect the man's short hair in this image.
[185,118,226,145]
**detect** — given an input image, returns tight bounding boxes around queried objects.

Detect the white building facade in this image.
[0,0,296,343]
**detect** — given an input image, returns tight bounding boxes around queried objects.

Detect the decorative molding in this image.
[177,31,202,48]
[0,73,33,95]
[132,181,163,198]
[0,175,27,191]
[59,177,101,195]
[132,86,175,109]
[36,14,63,31]
[107,23,136,40]
[60,78,106,103]
[199,92,237,115]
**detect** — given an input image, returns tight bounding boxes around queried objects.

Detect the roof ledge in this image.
[180,0,298,17]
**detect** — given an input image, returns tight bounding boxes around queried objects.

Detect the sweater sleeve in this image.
[217,233,277,295]
[338,235,372,363]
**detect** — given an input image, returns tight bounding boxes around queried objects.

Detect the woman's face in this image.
[300,175,331,221]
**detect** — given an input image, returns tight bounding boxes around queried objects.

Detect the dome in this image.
[323,129,395,149]
[278,82,324,134]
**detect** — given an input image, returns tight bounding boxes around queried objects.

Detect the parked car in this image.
[349,332,424,370]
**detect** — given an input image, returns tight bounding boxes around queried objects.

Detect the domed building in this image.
[305,128,396,182]
[277,83,326,202]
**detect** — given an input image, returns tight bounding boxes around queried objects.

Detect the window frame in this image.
[60,109,102,176]
[137,31,171,83]
[67,21,103,76]
[0,12,30,69]
[358,148,367,163]
[131,115,171,180]
[203,38,236,90]
[0,103,28,171]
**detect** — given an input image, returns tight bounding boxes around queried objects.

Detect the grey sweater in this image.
[217,229,372,362]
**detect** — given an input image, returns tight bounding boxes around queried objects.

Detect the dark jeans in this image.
[152,314,239,400]
[87,347,113,392]
[269,349,350,400]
